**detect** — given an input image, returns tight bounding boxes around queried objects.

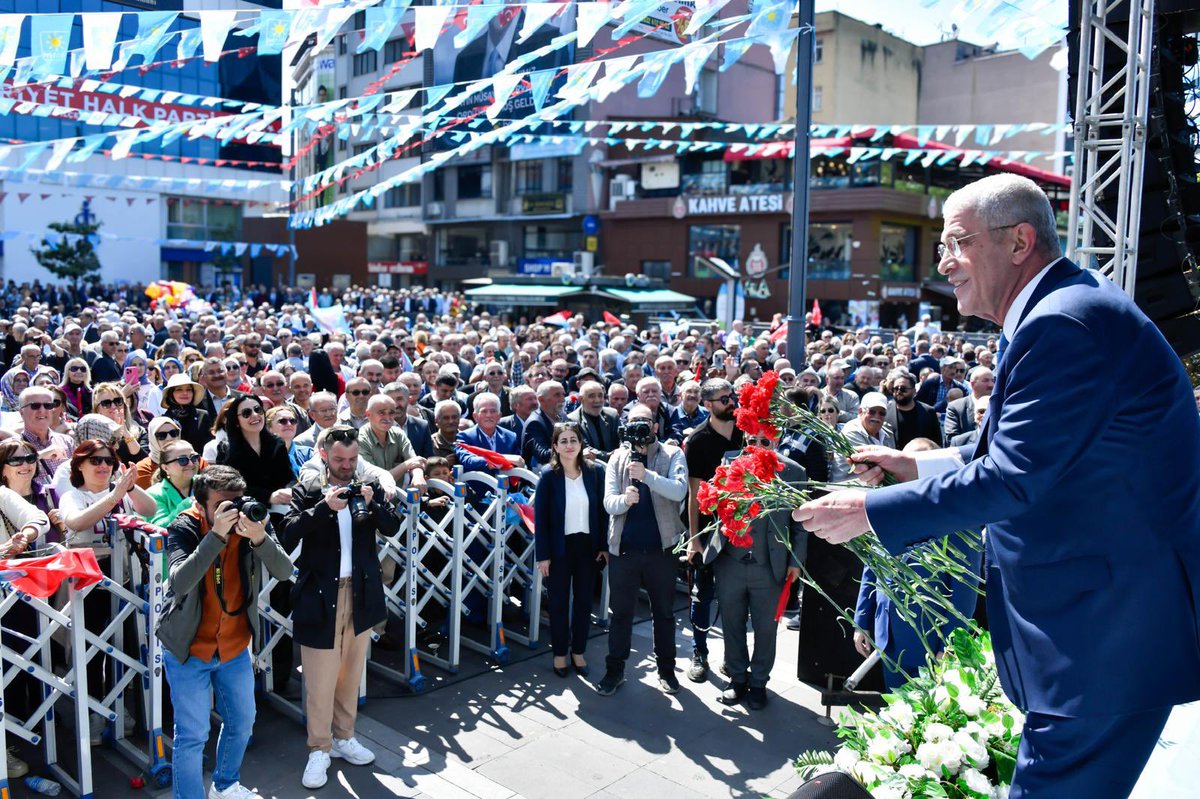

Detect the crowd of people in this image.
[1,272,1194,799]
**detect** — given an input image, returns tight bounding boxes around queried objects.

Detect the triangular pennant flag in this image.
[29,14,74,80]
[17,192,29,203]
[201,11,238,63]
[577,1,611,48]
[177,27,202,61]
[720,39,752,72]
[683,40,719,94]
[81,13,121,71]
[358,5,402,54]
[455,3,504,49]
[613,0,664,38]
[686,0,732,36]
[528,69,555,112]
[129,11,178,64]
[487,73,523,120]
[518,3,563,44]
[0,14,23,68]
[414,5,454,53]
[423,83,452,109]
[258,10,290,56]
[44,138,75,172]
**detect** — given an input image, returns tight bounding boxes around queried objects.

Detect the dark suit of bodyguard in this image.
[798,175,1200,798]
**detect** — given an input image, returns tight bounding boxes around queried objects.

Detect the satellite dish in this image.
[625,273,636,287]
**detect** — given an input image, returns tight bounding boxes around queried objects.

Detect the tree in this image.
[31,219,102,292]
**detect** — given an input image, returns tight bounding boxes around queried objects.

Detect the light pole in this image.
[786,0,815,361]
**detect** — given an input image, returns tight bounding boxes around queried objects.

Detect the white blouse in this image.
[563,473,589,536]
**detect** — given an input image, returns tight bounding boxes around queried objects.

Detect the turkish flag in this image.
[514,502,535,535]
[541,310,572,327]
[603,311,622,326]
[0,549,104,599]
[456,443,513,470]
[811,299,823,326]
[769,321,788,343]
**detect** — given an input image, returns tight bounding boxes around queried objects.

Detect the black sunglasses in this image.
[167,454,201,467]
[154,428,181,441]
[238,406,264,419]
[22,400,62,410]
[325,428,358,444]
[86,456,117,467]
[96,398,122,410]
[68,365,87,373]
[4,454,38,466]
[347,389,371,397]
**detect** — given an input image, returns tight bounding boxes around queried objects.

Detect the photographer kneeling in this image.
[281,426,400,790]
[598,405,689,697]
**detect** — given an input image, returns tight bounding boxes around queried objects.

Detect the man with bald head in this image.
[358,394,425,487]
[338,377,372,430]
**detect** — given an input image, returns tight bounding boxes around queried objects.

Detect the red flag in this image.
[774,572,796,622]
[811,299,822,327]
[541,310,572,327]
[0,549,104,599]
[602,311,621,326]
[514,502,535,535]
[769,321,788,344]
[456,442,513,470]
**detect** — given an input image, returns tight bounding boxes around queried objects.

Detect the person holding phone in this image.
[123,351,163,416]
[534,423,607,678]
[91,381,146,464]
[158,465,293,799]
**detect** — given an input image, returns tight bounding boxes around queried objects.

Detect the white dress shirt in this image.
[336,504,353,578]
[563,473,589,536]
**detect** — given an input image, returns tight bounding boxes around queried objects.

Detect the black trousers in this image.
[605,548,677,675]
[546,535,597,657]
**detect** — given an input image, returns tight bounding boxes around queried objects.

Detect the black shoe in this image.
[718,680,750,705]
[686,654,708,683]
[747,685,768,710]
[658,671,681,695]
[553,665,570,678]
[597,670,625,696]
[572,657,590,678]
[718,662,729,677]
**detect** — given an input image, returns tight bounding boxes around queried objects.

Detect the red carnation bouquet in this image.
[697,371,983,661]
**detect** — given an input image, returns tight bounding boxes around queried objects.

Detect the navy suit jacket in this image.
[454,424,520,474]
[866,258,1200,717]
[521,408,556,470]
[532,462,607,562]
[404,415,434,459]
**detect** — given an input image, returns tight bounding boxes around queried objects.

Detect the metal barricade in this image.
[494,468,543,649]
[254,539,301,721]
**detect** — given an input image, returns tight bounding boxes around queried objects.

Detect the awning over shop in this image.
[597,287,698,312]
[464,284,585,307]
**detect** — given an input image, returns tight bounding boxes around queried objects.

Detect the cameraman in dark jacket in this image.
[280,425,400,790]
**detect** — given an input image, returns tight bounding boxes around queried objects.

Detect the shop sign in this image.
[518,258,572,276]
[881,284,920,300]
[682,193,788,217]
[521,193,567,215]
[367,261,428,275]
[744,280,772,299]
[585,235,598,252]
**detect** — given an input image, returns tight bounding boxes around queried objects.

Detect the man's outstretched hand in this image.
[849,445,918,485]
[792,489,871,545]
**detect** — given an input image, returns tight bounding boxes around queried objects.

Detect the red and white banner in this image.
[367,261,428,275]
[2,82,231,126]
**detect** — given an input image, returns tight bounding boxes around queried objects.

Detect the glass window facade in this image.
[688,224,740,279]
[880,223,919,281]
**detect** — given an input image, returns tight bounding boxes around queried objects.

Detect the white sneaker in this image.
[7,747,29,778]
[208,783,263,799]
[330,736,375,766]
[302,750,331,789]
[89,713,107,746]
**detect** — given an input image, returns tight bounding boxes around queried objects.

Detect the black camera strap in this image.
[212,537,252,617]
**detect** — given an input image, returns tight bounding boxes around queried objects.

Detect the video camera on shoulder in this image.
[620,418,655,464]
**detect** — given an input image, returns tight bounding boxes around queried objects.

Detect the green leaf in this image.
[793,750,835,778]
[992,748,1017,785]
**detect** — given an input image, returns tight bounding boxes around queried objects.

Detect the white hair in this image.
[944,174,1061,259]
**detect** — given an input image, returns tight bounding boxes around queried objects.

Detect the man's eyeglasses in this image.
[937,223,1020,260]
[154,428,181,441]
[22,400,61,411]
[347,389,371,397]
[86,456,117,467]
[261,381,285,390]
[238,406,264,419]
[819,407,839,415]
[707,394,734,405]
[167,454,201,467]
[96,398,122,410]
[3,454,39,466]
[745,437,773,447]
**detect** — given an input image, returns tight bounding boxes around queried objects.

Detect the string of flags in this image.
[0,226,299,261]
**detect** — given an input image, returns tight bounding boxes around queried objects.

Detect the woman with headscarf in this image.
[123,350,162,416]
[160,373,212,451]
[59,356,92,420]
[133,417,206,490]
[0,366,31,412]
[159,357,183,385]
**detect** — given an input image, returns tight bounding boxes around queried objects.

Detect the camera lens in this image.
[238,497,268,523]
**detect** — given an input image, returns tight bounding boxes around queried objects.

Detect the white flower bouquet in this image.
[796,630,1023,799]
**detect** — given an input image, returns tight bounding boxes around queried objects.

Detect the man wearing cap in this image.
[821,360,861,423]
[916,356,969,414]
[831,392,894,482]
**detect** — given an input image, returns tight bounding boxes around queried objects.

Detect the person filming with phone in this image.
[281,425,400,789]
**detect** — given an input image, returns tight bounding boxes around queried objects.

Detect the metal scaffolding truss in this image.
[1067,0,1157,297]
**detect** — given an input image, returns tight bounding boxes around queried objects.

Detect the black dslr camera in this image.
[620,418,655,465]
[231,496,268,523]
[341,481,372,523]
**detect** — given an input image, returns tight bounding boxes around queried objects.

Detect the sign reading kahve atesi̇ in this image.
[673,193,791,218]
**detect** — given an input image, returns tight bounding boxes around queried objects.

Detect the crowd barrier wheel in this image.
[150,762,173,788]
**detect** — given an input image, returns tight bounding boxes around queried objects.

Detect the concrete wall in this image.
[919,41,1067,171]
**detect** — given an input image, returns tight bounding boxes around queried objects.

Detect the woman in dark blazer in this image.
[214,393,295,509]
[533,422,607,677]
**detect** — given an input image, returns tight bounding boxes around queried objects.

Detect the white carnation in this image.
[923,722,955,743]
[833,746,861,774]
[851,759,892,787]
[961,721,988,741]
[867,732,912,764]
[962,768,993,795]
[882,700,917,732]
[916,740,963,776]
[872,783,911,799]
[898,763,933,781]
[953,730,990,770]
[956,691,986,717]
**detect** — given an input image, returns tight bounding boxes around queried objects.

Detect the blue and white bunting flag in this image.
[81,13,121,71]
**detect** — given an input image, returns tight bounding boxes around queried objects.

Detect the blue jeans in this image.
[163,648,256,799]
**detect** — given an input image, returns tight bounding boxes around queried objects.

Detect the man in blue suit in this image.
[795,174,1200,798]
[455,392,524,475]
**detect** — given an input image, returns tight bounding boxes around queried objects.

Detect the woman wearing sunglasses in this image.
[144,440,199,528]
[0,439,63,543]
[134,418,187,490]
[59,357,92,420]
[161,373,213,453]
[58,439,156,742]
[91,382,146,465]
[215,394,294,512]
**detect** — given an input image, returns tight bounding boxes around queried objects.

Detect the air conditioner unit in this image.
[609,175,637,203]
[550,262,575,278]
[426,201,444,218]
[489,239,509,268]
[573,251,594,277]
